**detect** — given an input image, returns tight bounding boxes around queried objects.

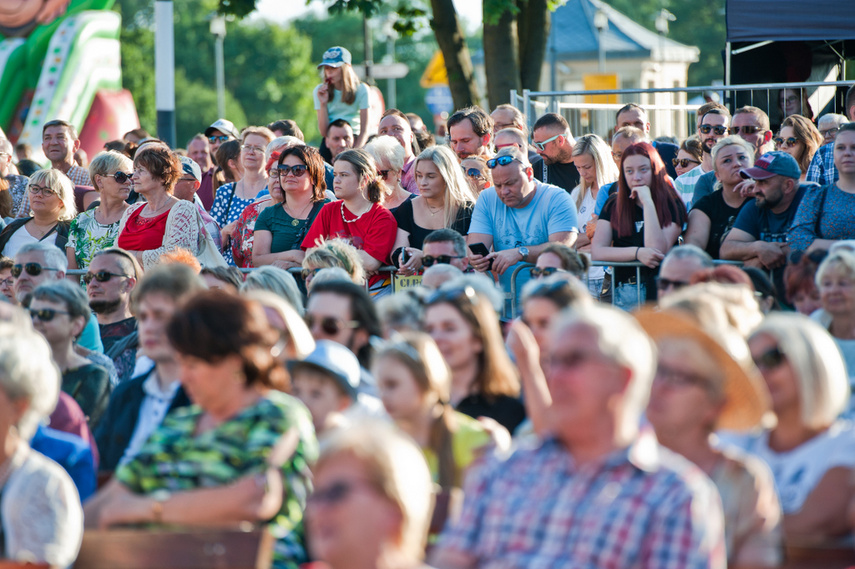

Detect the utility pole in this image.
[154,0,176,148]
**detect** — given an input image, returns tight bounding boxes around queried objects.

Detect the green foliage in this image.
[174,69,247,146]
[217,0,257,18]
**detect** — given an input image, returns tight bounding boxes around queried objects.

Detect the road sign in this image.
[354,63,409,80]
[420,50,448,88]
[425,85,454,116]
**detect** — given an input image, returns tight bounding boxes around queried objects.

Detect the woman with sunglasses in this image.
[424,285,524,434]
[591,142,687,309]
[569,134,618,297]
[117,146,202,270]
[674,135,703,177]
[460,156,491,195]
[30,280,110,429]
[685,136,754,259]
[775,115,823,182]
[302,149,397,296]
[66,151,133,271]
[788,123,855,254]
[210,127,274,265]
[85,290,318,569]
[722,313,855,542]
[364,135,414,211]
[0,169,77,258]
[530,243,589,281]
[254,146,330,270]
[394,146,477,277]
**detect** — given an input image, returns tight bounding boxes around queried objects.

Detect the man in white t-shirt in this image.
[468,147,578,316]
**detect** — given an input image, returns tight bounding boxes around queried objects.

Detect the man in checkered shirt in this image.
[431,303,726,569]
[42,119,92,187]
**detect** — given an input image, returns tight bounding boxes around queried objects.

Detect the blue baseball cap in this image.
[740,151,801,181]
[318,46,352,69]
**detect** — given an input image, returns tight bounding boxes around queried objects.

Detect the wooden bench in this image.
[74,525,273,569]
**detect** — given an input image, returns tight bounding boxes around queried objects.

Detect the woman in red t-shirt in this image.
[302,149,397,295]
[117,145,201,270]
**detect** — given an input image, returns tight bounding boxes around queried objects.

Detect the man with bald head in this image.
[468,146,578,316]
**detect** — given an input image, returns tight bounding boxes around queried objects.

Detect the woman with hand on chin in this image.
[314,46,371,151]
[591,142,686,309]
[301,149,397,297]
[117,145,200,270]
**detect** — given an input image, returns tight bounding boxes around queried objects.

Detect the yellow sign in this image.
[420,50,449,89]
[583,74,619,104]
[393,274,423,293]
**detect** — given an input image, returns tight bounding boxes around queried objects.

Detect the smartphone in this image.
[400,248,411,265]
[468,242,493,271]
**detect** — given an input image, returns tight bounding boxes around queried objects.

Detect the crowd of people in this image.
[1,42,855,569]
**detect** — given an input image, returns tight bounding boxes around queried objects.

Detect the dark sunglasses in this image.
[672,158,700,168]
[112,171,132,184]
[278,164,308,177]
[29,308,70,322]
[699,125,728,136]
[11,263,59,278]
[486,156,522,169]
[774,136,799,148]
[427,285,479,306]
[529,266,564,278]
[728,126,760,136]
[304,313,359,336]
[753,346,786,371]
[83,271,132,285]
[422,254,465,268]
[655,276,690,291]
[465,168,485,179]
[208,135,230,143]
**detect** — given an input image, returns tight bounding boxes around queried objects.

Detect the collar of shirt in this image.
[545,429,662,475]
[142,370,181,400]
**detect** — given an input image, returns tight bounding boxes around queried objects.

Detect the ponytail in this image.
[429,403,459,489]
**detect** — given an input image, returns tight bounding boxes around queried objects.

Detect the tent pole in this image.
[725,41,732,108]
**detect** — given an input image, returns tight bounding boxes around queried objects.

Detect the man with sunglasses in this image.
[656,245,714,301]
[530,113,579,194]
[423,229,469,272]
[469,147,578,316]
[41,119,91,187]
[674,108,730,208]
[204,118,240,164]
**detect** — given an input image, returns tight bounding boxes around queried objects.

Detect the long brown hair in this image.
[781,115,823,174]
[278,145,326,201]
[613,142,686,238]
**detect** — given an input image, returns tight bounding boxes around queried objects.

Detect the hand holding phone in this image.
[468,242,493,272]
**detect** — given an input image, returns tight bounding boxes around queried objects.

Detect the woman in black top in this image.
[393,145,477,275]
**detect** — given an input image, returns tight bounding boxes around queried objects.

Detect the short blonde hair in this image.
[89,150,133,192]
[750,313,849,429]
[28,169,77,221]
[303,238,365,286]
[816,250,855,286]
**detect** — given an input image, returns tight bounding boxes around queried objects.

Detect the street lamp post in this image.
[593,9,608,74]
[210,15,227,120]
[155,0,176,148]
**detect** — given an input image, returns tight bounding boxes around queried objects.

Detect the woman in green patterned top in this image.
[84,290,318,569]
[67,151,133,270]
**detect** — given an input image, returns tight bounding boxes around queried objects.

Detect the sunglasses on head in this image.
[486,155,522,169]
[208,135,230,143]
[304,313,359,336]
[699,125,728,136]
[11,263,59,278]
[672,158,700,168]
[278,164,308,177]
[112,171,132,184]
[426,285,479,306]
[728,126,760,136]
[83,271,131,285]
[529,266,565,278]
[753,346,786,370]
[422,254,465,268]
[774,136,799,148]
[29,308,70,322]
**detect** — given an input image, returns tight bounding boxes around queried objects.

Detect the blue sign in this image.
[425,86,453,115]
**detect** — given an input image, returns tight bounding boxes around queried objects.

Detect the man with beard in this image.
[86,248,141,384]
[674,108,730,207]
[531,113,579,193]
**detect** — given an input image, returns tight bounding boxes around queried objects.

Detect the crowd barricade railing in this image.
[510,80,852,142]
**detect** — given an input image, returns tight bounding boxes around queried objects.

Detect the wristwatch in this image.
[518,246,530,261]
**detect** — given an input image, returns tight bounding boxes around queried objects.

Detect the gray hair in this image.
[662,244,714,269]
[241,266,304,315]
[0,314,60,440]
[32,280,91,323]
[440,273,505,314]
[818,113,849,128]
[310,267,353,290]
[89,151,133,192]
[364,135,406,171]
[16,242,68,273]
[377,291,425,335]
[267,136,303,160]
[0,138,12,155]
[421,264,464,290]
[816,249,855,285]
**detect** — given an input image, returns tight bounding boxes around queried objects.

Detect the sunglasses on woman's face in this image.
[753,346,787,371]
[422,254,465,268]
[672,158,700,168]
[82,271,132,285]
[304,313,359,336]
[112,171,133,184]
[29,308,70,322]
[278,164,308,178]
[464,168,485,179]
[774,137,799,149]
[11,263,60,278]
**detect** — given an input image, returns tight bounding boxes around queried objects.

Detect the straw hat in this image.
[634,307,771,431]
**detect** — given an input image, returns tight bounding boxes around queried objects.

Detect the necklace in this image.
[341,202,371,224]
[27,220,56,239]
[285,200,313,226]
[144,198,174,217]
[424,199,443,216]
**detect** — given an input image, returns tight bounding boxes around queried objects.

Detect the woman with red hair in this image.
[592,142,686,308]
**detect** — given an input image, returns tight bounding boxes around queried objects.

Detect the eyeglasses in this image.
[241,144,265,154]
[177,176,197,184]
[110,171,133,184]
[672,158,701,168]
[422,254,465,268]
[529,266,565,278]
[0,277,13,287]
[820,127,839,138]
[486,155,523,169]
[29,308,70,322]
[611,151,623,161]
[699,125,728,136]
[28,185,56,196]
[655,276,691,291]
[427,285,479,306]
[208,135,230,143]
[532,133,562,151]
[753,346,786,371]
[11,263,60,278]
[378,169,391,178]
[464,168,485,179]
[304,313,360,336]
[774,136,799,148]
[308,480,374,507]
[728,126,760,136]
[654,363,714,391]
[82,271,132,285]
[278,164,308,177]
